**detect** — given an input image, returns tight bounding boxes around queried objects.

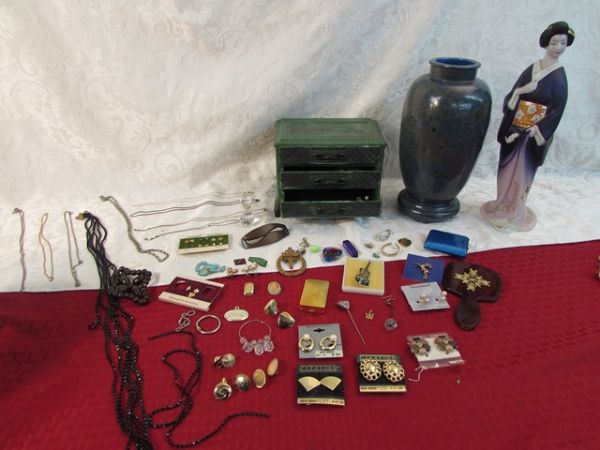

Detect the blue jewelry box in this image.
[424,229,469,257]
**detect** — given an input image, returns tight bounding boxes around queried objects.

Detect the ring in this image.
[298,333,315,352]
[319,334,338,351]
[195,314,222,334]
[381,242,400,257]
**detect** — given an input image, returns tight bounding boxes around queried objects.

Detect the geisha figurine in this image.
[481,21,575,232]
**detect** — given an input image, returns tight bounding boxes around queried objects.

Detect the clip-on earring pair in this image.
[298,333,338,352]
[359,359,405,383]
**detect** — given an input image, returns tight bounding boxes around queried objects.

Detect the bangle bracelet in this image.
[195,314,222,334]
[239,319,275,356]
[381,242,400,257]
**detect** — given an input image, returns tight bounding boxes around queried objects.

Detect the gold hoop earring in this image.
[319,334,338,351]
[298,333,314,352]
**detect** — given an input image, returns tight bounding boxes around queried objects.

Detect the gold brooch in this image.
[454,268,491,291]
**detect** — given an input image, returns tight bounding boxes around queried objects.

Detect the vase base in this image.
[397,190,459,223]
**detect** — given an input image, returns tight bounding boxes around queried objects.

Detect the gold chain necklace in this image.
[38,213,54,282]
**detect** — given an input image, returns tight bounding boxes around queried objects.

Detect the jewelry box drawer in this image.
[277,189,381,218]
[280,170,381,190]
[277,146,383,167]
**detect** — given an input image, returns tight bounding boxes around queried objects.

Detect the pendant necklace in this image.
[38,212,54,282]
[12,207,26,292]
[64,210,84,287]
[100,195,170,262]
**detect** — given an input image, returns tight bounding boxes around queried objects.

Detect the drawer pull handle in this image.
[314,207,349,215]
[311,177,348,186]
[312,153,346,162]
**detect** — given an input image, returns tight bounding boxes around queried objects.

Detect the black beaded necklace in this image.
[81,211,269,449]
[81,211,153,449]
[148,330,270,448]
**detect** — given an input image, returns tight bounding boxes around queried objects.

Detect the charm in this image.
[224,306,249,322]
[384,296,398,331]
[276,247,307,277]
[354,261,371,286]
[213,378,233,400]
[365,309,375,320]
[175,310,196,332]
[415,262,433,280]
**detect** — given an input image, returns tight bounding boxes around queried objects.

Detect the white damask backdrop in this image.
[1,0,599,292]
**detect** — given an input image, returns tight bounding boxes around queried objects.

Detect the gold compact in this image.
[299,279,330,313]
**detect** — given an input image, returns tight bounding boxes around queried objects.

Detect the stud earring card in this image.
[298,323,343,359]
[296,364,345,406]
[356,354,407,394]
[158,276,224,311]
[177,234,230,255]
[407,332,465,369]
[401,282,449,312]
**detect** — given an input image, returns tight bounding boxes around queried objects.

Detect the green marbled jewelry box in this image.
[274,118,386,218]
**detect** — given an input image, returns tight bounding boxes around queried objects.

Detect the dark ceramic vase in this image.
[397,57,491,222]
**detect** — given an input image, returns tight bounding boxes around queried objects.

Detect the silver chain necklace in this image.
[12,207,26,292]
[133,207,269,232]
[38,213,54,282]
[64,210,84,287]
[129,198,253,217]
[144,219,241,241]
[130,190,253,208]
[100,195,170,262]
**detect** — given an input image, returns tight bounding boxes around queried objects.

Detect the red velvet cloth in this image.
[1,241,599,450]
